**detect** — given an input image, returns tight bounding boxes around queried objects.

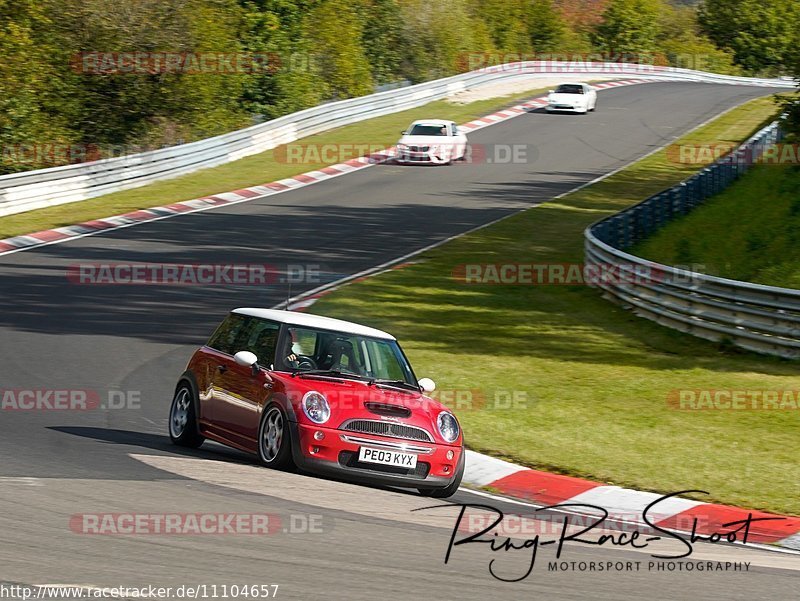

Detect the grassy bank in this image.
[635,164,800,289]
[309,95,799,516]
[0,87,554,240]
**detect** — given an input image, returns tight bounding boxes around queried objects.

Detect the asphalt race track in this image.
[1,82,797,600]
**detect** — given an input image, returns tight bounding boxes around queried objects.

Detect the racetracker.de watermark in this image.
[67,263,324,286]
[460,52,666,72]
[69,513,325,535]
[667,389,800,410]
[71,52,291,75]
[0,389,140,411]
[282,388,529,413]
[272,143,537,165]
[452,262,705,285]
[666,143,800,165]
[430,389,530,412]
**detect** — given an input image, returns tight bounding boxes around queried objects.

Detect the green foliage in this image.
[657,3,740,74]
[50,0,249,147]
[698,0,800,74]
[0,0,795,175]
[636,165,800,289]
[526,0,565,52]
[238,0,326,118]
[592,0,663,56]
[474,0,532,53]
[305,0,374,98]
[0,1,79,173]
[357,0,409,84]
[399,0,495,81]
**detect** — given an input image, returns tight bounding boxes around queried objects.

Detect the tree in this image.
[698,0,800,74]
[304,0,374,98]
[238,0,326,119]
[357,0,409,85]
[473,0,532,54]
[656,3,739,74]
[592,0,663,58]
[526,0,565,53]
[557,0,609,53]
[0,0,80,173]
[48,0,249,148]
[400,0,495,81]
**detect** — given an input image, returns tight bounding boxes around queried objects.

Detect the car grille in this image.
[338,451,430,479]
[340,419,433,442]
[409,145,429,152]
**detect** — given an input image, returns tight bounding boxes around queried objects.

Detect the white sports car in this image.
[546,83,598,114]
[396,119,468,165]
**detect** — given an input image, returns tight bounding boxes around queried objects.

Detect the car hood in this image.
[271,372,458,443]
[398,135,452,146]
[548,93,587,104]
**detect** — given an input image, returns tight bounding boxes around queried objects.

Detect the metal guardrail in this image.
[585,121,800,359]
[0,62,794,217]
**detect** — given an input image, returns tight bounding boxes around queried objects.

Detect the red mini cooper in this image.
[169,308,464,497]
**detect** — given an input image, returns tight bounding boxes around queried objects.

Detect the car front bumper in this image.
[546,103,587,112]
[396,150,448,164]
[289,422,462,489]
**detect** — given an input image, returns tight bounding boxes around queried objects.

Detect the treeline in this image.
[1,0,798,174]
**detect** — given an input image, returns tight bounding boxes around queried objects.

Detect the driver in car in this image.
[282,331,301,367]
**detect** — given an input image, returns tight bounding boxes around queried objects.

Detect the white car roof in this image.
[409,119,450,127]
[233,308,396,340]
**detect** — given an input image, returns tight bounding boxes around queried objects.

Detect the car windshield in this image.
[407,124,448,136]
[555,84,584,94]
[277,326,417,385]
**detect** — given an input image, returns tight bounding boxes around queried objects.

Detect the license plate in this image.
[358,446,418,469]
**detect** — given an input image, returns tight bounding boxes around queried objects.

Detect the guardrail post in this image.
[643,202,653,239]
[654,194,665,228]
[623,213,633,249]
[699,168,709,200]
[687,176,697,208]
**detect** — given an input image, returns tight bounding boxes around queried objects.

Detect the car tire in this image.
[168,384,205,448]
[258,404,294,469]
[418,451,464,498]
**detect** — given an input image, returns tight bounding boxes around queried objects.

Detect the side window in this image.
[243,320,280,366]
[366,340,405,381]
[291,328,320,357]
[207,313,248,355]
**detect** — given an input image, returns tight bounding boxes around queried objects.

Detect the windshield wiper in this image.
[368,379,419,392]
[294,369,369,381]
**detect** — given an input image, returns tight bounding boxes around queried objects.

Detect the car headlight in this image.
[397,143,408,151]
[437,411,460,443]
[302,391,330,424]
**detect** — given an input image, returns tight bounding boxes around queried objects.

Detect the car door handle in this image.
[217,364,227,373]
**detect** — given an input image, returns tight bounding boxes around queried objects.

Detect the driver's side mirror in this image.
[234,350,260,375]
[548,90,554,94]
[401,130,407,135]
[418,378,436,393]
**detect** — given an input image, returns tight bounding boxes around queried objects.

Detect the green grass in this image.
[0,87,554,240]
[308,95,800,516]
[634,164,800,288]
